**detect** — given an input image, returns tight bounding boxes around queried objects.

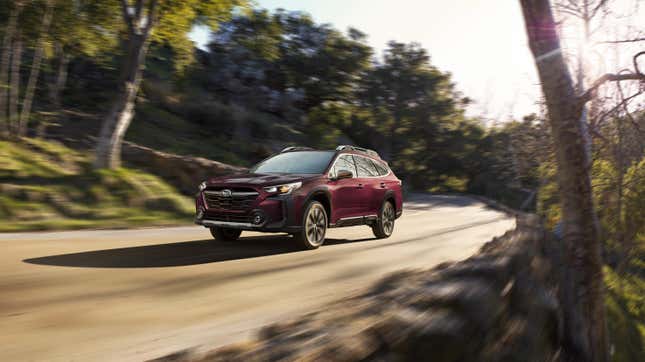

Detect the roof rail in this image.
[280,146,314,153]
[335,145,380,158]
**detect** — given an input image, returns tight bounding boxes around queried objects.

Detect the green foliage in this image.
[623,158,645,249]
[534,111,645,361]
[51,0,121,58]
[605,266,645,362]
[149,0,247,71]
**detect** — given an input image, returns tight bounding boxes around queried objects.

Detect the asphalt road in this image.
[0,194,515,361]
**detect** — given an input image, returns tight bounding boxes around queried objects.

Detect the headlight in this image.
[263,182,302,195]
[198,181,207,191]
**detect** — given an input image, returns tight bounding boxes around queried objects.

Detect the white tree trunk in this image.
[94,35,149,169]
[94,86,137,168]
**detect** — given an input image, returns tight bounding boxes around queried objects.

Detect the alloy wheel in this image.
[305,204,327,246]
[382,202,395,235]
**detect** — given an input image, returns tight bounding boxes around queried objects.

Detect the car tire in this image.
[292,201,327,250]
[372,200,395,239]
[210,227,242,242]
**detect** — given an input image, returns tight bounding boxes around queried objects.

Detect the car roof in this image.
[279,145,384,162]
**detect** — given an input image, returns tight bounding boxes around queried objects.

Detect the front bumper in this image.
[195,192,301,233]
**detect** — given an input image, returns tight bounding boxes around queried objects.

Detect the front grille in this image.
[205,212,252,223]
[203,188,258,211]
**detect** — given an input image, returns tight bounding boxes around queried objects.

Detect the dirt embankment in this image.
[153,215,565,362]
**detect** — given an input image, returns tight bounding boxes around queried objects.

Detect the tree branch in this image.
[634,51,644,75]
[593,91,642,128]
[590,126,610,145]
[142,0,158,36]
[598,37,645,44]
[589,0,608,19]
[616,73,644,134]
[120,0,135,35]
[580,73,645,103]
[134,0,143,22]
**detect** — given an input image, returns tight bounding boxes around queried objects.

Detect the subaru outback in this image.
[195,145,403,249]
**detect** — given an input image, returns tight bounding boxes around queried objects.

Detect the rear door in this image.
[369,158,390,209]
[352,155,382,216]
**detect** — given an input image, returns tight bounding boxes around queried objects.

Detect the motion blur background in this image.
[0,0,643,360]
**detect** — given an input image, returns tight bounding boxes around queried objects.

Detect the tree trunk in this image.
[8,31,22,136]
[519,1,608,362]
[37,46,69,139]
[49,45,69,109]
[0,5,21,136]
[615,118,627,275]
[17,1,54,137]
[94,35,149,169]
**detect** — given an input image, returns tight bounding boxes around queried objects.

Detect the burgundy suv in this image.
[195,145,403,249]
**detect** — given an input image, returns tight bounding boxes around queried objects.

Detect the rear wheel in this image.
[210,227,242,242]
[372,200,395,239]
[292,201,327,249]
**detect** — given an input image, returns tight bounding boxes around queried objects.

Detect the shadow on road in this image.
[23,234,370,268]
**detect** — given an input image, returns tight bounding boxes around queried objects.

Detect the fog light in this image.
[251,212,265,225]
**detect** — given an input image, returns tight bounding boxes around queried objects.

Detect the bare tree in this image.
[519,1,644,362]
[8,30,22,135]
[17,0,54,137]
[48,43,70,110]
[0,2,23,136]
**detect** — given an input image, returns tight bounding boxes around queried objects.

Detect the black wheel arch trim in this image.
[302,186,333,223]
[382,190,396,209]
[381,190,401,219]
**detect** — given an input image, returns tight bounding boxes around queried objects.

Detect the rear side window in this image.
[354,156,379,177]
[371,160,389,176]
[332,155,357,177]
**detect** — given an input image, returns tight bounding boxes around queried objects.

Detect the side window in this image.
[371,160,389,176]
[354,156,379,177]
[332,155,357,177]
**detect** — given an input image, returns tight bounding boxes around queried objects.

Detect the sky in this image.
[191,0,546,121]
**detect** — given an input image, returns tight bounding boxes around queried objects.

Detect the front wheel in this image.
[292,201,328,250]
[372,200,395,239]
[210,227,242,242]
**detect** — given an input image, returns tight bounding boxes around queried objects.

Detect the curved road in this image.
[0,195,514,361]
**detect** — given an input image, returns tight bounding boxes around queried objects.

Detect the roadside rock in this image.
[122,142,246,195]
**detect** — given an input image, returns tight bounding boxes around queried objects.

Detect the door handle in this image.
[380,182,386,188]
[357,183,364,189]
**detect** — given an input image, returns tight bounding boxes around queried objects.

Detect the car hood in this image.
[206,173,321,187]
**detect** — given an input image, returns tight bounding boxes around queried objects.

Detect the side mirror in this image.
[335,169,353,180]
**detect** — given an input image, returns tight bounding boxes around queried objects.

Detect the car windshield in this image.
[251,151,334,174]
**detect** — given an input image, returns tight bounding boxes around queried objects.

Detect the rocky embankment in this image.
[122,142,247,195]
[154,215,565,362]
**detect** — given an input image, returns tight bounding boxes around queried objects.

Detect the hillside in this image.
[0,139,194,232]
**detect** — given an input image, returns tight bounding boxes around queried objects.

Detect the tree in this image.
[358,41,471,188]
[0,1,23,137]
[17,0,54,137]
[519,1,644,361]
[45,0,120,111]
[0,0,116,138]
[94,0,244,169]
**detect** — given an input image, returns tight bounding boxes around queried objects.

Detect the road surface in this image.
[0,195,514,361]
